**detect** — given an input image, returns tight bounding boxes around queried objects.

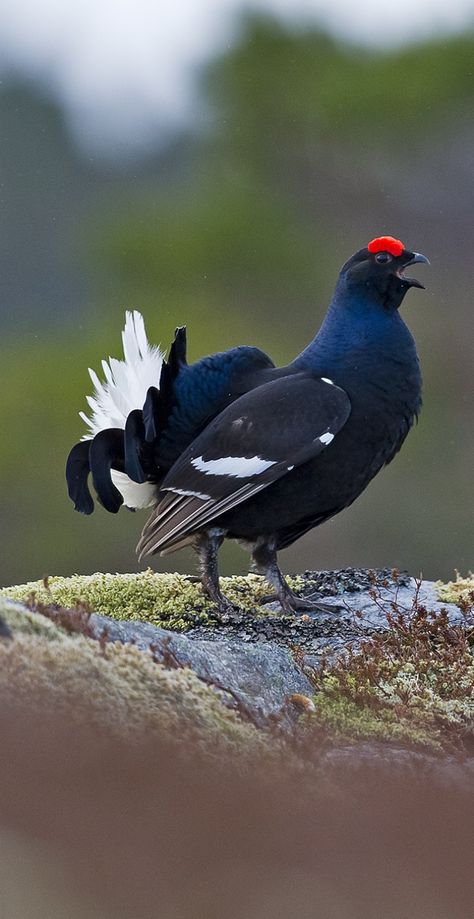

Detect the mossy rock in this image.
[0,596,60,639]
[1,570,306,631]
[0,596,272,760]
[2,571,264,631]
[3,573,474,758]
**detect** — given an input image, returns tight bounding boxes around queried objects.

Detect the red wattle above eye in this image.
[367,236,404,257]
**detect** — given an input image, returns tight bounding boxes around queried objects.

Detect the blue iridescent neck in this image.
[292,277,415,376]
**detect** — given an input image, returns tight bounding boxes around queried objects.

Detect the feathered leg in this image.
[195,530,234,614]
[251,539,337,615]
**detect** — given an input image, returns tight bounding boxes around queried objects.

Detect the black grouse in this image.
[66,235,429,613]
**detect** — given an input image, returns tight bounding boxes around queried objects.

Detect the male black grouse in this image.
[66,235,429,613]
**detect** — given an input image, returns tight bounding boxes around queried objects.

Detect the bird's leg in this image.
[251,540,338,615]
[195,530,235,616]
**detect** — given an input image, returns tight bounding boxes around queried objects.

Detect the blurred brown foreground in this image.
[0,700,473,919]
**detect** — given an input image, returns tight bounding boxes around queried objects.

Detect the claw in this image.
[259,590,341,615]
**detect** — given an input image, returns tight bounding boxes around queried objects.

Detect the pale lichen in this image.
[436,573,474,608]
[306,678,439,749]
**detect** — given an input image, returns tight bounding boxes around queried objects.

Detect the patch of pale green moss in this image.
[1,570,304,631]
[436,573,474,608]
[306,677,439,749]
[2,571,212,630]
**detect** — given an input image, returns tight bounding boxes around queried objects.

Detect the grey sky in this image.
[2,0,474,154]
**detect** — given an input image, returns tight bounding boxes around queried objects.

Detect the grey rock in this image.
[89,613,314,728]
[294,576,465,631]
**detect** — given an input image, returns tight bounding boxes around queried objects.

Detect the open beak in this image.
[398,251,430,289]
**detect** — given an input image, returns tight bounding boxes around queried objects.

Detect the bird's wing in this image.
[137,372,351,557]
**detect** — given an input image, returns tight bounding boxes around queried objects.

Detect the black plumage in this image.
[66,236,429,613]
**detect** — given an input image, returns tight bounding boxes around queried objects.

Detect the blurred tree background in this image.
[1,14,473,587]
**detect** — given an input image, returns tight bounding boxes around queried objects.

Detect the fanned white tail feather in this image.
[80,311,164,439]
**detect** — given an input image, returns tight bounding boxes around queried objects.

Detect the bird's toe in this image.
[260,590,341,615]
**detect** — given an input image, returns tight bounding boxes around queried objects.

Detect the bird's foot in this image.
[202,586,242,623]
[212,595,243,624]
[182,575,238,620]
[259,589,341,616]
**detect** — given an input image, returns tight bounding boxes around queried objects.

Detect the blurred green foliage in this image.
[1,15,473,586]
[207,19,474,142]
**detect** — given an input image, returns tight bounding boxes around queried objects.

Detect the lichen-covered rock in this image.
[437,573,474,608]
[89,611,315,727]
[3,571,213,630]
[2,569,474,758]
[3,568,466,654]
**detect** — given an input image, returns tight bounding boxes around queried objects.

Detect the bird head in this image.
[340,236,430,311]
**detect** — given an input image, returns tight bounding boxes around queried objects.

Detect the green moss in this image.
[1,570,303,631]
[309,678,438,749]
[3,570,217,631]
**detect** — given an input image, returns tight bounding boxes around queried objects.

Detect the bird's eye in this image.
[375,252,392,264]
